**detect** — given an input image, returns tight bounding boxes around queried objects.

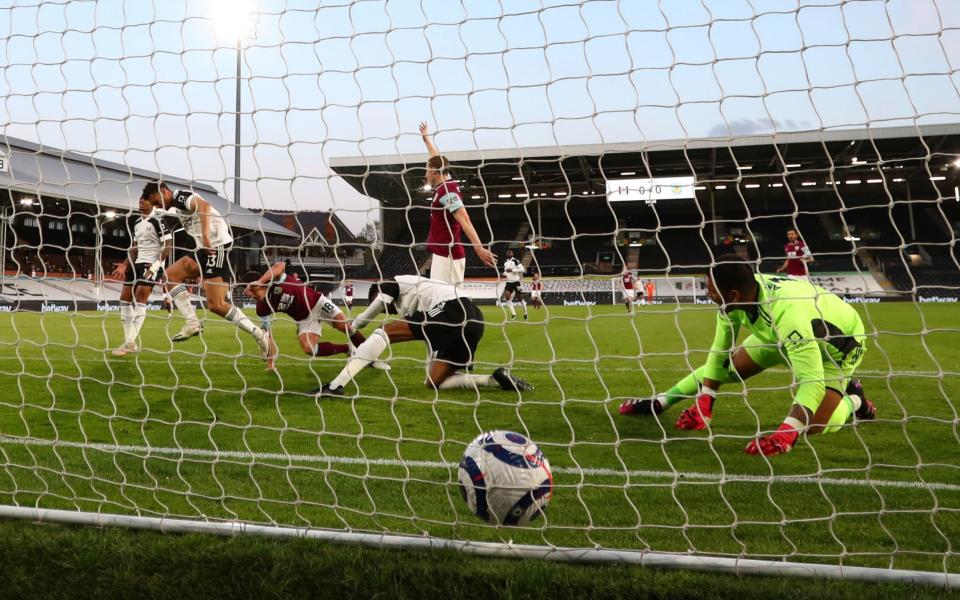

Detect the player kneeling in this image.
[619,255,876,456]
[243,263,375,371]
[316,275,533,396]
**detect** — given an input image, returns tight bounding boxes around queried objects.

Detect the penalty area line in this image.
[0,435,956,493]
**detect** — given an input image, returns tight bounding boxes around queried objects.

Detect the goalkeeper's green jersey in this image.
[703,274,865,408]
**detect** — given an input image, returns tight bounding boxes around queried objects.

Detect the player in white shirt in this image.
[316,275,533,396]
[110,195,175,356]
[141,181,273,361]
[499,249,528,320]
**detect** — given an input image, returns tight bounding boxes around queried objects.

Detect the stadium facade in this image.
[330,124,960,302]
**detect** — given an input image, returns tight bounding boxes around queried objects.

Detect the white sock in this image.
[119,302,134,344]
[225,305,262,339]
[169,285,199,326]
[847,393,862,412]
[436,373,496,390]
[521,299,528,315]
[330,329,389,389]
[507,300,516,317]
[127,304,147,345]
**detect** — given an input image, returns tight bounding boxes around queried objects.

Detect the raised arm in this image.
[419,121,440,158]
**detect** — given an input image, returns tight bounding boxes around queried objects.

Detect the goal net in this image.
[0,0,958,587]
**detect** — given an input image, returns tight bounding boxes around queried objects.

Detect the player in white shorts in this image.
[110,195,175,356]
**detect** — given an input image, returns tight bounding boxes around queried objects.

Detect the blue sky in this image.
[1,0,958,232]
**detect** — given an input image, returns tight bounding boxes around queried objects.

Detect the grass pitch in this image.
[0,302,957,575]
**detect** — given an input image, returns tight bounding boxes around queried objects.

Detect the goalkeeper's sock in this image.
[313,342,349,357]
[169,285,199,326]
[127,304,147,345]
[662,365,737,410]
[119,302,134,343]
[329,328,389,390]
[224,306,263,339]
[507,301,516,317]
[436,373,495,390]
[821,395,859,434]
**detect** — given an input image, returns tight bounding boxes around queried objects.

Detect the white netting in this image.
[0,0,958,584]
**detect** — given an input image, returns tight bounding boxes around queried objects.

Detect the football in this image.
[458,430,553,525]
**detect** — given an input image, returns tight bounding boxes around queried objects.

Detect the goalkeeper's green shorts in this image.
[740,332,866,414]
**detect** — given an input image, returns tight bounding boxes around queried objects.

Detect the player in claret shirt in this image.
[419,121,496,283]
[342,280,354,312]
[621,270,637,313]
[529,272,544,309]
[776,228,814,279]
[243,263,373,371]
[619,254,876,457]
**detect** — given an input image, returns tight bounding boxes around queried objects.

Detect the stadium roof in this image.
[255,209,357,246]
[329,124,960,208]
[0,135,296,238]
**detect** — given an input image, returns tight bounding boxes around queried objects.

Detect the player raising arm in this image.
[619,254,876,456]
[141,181,273,360]
[243,264,378,371]
[316,275,532,396]
[110,195,175,356]
[419,122,496,283]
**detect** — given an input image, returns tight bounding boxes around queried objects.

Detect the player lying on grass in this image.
[316,275,533,396]
[111,195,175,356]
[243,263,386,372]
[619,254,876,456]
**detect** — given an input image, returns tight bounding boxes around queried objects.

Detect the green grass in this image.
[2,520,957,600]
[0,302,957,581]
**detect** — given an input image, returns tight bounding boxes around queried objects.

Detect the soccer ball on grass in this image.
[458,430,553,526]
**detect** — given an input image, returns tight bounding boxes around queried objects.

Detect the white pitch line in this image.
[0,435,956,493]
[0,354,952,378]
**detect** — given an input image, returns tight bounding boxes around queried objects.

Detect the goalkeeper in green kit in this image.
[619,254,876,456]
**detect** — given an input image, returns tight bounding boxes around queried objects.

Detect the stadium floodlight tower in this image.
[211,0,258,207]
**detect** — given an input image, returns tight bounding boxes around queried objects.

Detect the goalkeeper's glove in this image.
[745,423,799,456]
[675,390,715,431]
[145,260,163,281]
[259,314,275,331]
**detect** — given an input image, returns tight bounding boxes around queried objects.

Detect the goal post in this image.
[1,0,959,590]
